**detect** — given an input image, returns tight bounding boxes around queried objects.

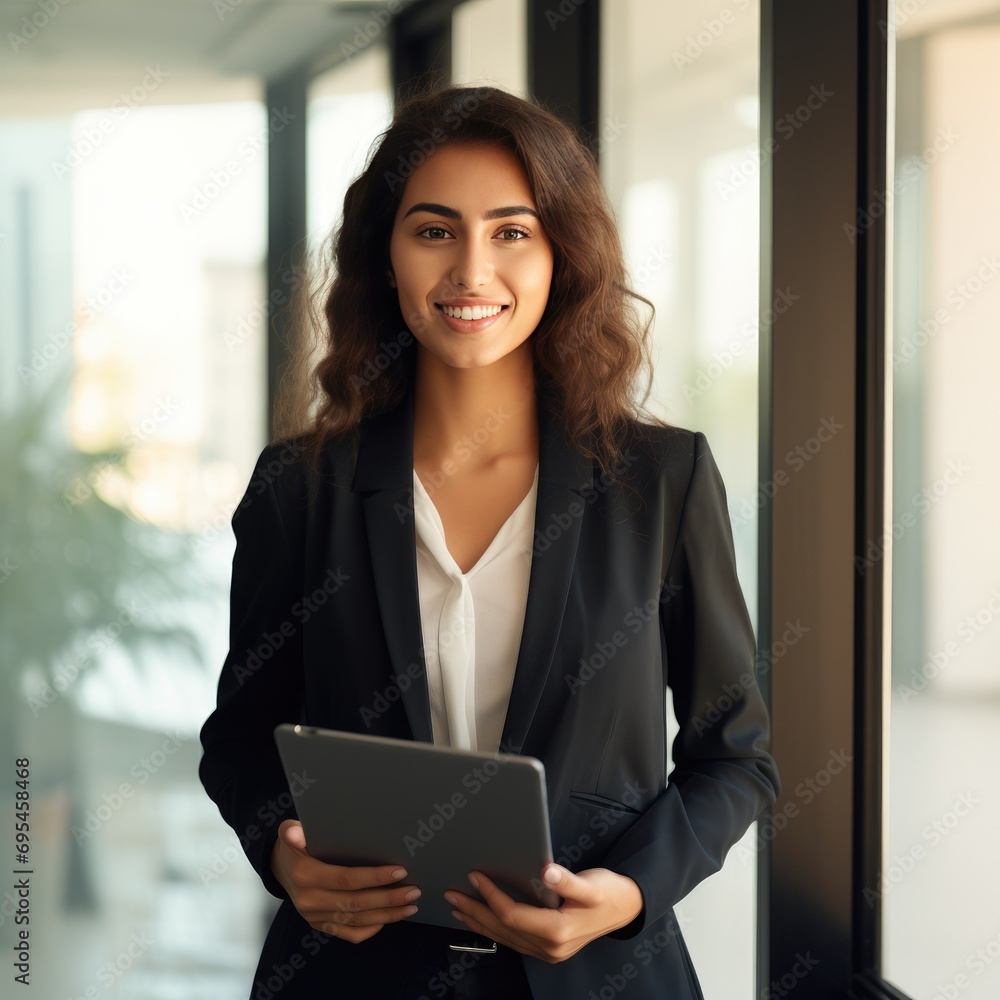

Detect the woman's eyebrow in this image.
[401,202,539,221]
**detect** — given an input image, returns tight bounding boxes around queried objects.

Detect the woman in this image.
[198,83,779,999]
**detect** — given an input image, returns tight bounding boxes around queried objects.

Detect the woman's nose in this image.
[449,238,495,290]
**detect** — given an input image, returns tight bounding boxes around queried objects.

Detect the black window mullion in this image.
[526,0,601,159]
[265,70,309,444]
[389,0,460,101]
[852,0,890,993]
[759,0,898,995]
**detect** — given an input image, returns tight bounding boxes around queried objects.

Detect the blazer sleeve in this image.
[198,443,305,902]
[601,430,780,940]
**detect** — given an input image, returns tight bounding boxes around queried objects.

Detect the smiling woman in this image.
[199,82,779,1000]
[274,84,664,496]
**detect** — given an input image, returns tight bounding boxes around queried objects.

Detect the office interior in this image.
[0,1,997,997]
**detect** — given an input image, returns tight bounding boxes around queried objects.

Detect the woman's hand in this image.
[270,819,422,943]
[444,865,644,963]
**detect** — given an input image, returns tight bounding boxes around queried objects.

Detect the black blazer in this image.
[198,379,779,999]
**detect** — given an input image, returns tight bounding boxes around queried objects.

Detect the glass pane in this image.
[0,93,268,996]
[307,46,393,254]
[452,0,528,95]
[883,3,1000,997]
[602,3,761,997]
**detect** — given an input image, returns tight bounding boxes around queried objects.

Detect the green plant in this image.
[0,367,208,746]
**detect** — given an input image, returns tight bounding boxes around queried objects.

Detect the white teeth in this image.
[441,304,504,320]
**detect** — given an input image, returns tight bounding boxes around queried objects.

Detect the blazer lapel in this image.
[351,379,594,752]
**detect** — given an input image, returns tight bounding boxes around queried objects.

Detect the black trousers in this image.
[393,923,534,1000]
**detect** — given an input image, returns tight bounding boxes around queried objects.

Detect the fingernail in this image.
[544,867,561,883]
[404,887,421,902]
[444,892,458,905]
[392,868,407,879]
[403,905,418,916]
[467,874,480,890]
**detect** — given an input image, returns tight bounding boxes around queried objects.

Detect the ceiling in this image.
[0,0,413,115]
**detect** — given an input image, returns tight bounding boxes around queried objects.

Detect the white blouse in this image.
[412,465,539,753]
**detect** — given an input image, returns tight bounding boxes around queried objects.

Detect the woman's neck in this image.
[411,342,539,472]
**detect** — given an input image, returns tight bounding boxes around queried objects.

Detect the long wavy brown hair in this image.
[273,80,671,495]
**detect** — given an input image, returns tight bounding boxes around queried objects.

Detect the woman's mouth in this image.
[434,302,509,332]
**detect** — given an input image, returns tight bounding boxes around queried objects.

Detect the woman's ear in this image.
[386,269,396,289]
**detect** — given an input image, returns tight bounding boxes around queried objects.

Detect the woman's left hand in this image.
[443,865,644,964]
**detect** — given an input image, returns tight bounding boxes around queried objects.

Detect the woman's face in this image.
[387,141,554,371]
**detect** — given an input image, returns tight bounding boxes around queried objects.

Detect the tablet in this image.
[273,723,562,931]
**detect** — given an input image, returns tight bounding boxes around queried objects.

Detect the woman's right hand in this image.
[270,819,422,943]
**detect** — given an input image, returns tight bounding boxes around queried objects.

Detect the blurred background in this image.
[0,1,996,998]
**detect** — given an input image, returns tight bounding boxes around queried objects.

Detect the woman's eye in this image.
[417,226,530,243]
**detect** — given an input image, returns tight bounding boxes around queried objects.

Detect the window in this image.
[602,3,762,996]
[883,4,1000,997]
[1,92,270,997]
[307,47,393,253]
[452,0,528,94]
